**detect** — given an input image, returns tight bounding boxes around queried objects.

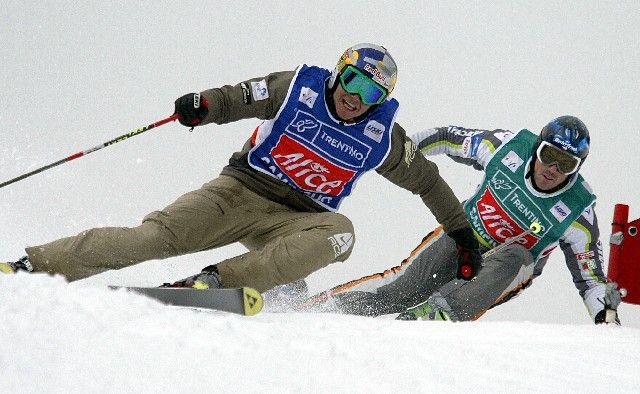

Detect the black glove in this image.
[448,227,483,280]
[594,282,622,325]
[174,92,209,127]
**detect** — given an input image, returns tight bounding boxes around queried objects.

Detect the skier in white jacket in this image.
[304,115,622,324]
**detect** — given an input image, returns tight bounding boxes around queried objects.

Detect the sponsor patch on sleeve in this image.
[576,251,595,260]
[251,79,269,101]
[461,137,472,157]
[240,82,251,104]
[576,251,596,270]
[470,134,483,158]
[404,140,417,167]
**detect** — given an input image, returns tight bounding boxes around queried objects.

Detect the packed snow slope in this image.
[2,273,640,393]
[2,1,640,392]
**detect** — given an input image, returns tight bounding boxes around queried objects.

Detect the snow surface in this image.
[2,1,640,392]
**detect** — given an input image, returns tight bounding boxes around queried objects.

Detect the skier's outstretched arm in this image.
[559,203,621,324]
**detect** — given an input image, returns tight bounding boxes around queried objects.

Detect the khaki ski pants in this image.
[26,175,354,292]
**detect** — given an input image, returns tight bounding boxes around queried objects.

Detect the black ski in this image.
[111,286,263,316]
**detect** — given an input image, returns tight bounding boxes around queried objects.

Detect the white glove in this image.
[595,282,623,325]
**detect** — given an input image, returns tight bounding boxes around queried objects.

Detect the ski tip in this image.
[242,287,264,316]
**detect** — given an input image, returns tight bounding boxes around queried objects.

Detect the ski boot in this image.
[396,299,451,321]
[161,265,222,289]
[0,256,34,274]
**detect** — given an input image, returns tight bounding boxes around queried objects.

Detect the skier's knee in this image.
[502,244,534,267]
[137,218,183,254]
[483,243,534,280]
[327,212,354,233]
[326,213,355,262]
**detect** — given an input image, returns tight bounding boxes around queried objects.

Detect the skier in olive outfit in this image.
[1,43,480,295]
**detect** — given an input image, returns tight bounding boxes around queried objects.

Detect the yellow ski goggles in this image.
[536,141,582,174]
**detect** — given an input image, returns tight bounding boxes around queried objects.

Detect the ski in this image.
[111,286,264,316]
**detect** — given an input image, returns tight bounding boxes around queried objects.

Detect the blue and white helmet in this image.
[328,43,398,95]
[538,115,590,160]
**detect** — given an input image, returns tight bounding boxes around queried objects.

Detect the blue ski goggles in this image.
[536,141,582,174]
[338,65,388,105]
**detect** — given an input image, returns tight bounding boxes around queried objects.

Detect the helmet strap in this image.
[325,79,339,119]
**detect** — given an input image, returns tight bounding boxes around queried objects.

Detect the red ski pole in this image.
[0,114,179,189]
